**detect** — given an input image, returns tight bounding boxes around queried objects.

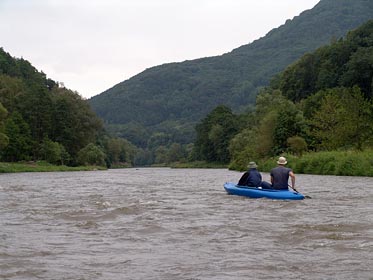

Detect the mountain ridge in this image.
[90,0,373,147]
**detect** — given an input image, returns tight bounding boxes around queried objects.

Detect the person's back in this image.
[270,166,292,190]
[270,156,295,190]
[238,162,262,188]
[246,169,262,188]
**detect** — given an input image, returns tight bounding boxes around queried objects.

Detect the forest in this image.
[89,0,373,163]
[0,48,136,168]
[192,20,373,175]
[1,17,373,174]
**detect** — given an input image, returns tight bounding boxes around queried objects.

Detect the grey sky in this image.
[0,0,320,98]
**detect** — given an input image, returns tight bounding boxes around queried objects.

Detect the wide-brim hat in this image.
[277,156,287,165]
[247,161,258,168]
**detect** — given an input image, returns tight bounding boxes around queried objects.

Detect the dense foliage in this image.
[0,48,136,167]
[278,20,373,101]
[201,20,373,170]
[90,0,373,159]
[257,150,373,177]
[3,1,373,170]
[192,106,240,164]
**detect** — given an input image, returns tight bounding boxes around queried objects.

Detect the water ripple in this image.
[1,168,372,280]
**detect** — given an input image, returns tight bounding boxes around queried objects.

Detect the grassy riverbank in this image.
[0,161,107,173]
[4,150,372,177]
[169,150,373,177]
[258,150,373,177]
[170,161,228,169]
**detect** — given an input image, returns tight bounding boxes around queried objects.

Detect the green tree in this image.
[340,47,373,98]
[147,132,170,150]
[279,20,373,102]
[51,88,103,160]
[256,110,278,157]
[0,102,9,150]
[167,143,186,163]
[17,88,53,149]
[0,75,25,111]
[2,111,32,161]
[106,137,136,166]
[271,102,307,155]
[0,48,107,165]
[228,128,259,170]
[77,143,106,166]
[279,53,319,102]
[255,89,286,121]
[154,146,168,164]
[311,87,373,150]
[134,148,153,166]
[287,136,308,156]
[39,138,70,165]
[193,105,239,163]
[254,89,308,156]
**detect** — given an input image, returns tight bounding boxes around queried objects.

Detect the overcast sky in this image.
[0,0,320,99]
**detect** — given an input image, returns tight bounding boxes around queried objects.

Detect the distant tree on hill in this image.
[193,105,239,163]
[0,102,9,151]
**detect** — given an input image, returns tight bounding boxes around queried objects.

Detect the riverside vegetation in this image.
[256,150,373,177]
[191,20,373,176]
[0,161,107,173]
[89,0,373,170]
[0,48,136,171]
[1,12,373,176]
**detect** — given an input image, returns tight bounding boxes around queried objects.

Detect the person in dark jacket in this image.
[238,162,272,189]
[270,156,296,190]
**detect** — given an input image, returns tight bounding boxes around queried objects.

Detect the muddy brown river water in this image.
[1,168,372,279]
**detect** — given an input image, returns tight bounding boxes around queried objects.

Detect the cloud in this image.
[0,0,320,98]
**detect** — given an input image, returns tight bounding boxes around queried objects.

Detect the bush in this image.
[293,150,373,176]
[77,143,106,166]
[256,150,373,176]
[287,136,308,156]
[40,138,70,165]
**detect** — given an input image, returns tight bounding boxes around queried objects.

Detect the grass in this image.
[258,149,373,177]
[0,161,107,173]
[5,149,372,176]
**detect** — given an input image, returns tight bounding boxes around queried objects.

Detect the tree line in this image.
[192,20,373,169]
[0,48,136,167]
[1,19,373,169]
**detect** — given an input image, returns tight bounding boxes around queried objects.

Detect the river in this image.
[0,168,372,279]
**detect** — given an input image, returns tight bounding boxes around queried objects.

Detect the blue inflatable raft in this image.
[224,182,305,200]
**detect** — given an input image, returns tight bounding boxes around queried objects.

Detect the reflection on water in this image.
[0,168,372,279]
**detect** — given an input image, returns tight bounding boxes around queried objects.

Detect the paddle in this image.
[289,185,312,199]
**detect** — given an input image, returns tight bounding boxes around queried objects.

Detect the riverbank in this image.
[170,161,228,169]
[0,161,107,173]
[257,150,373,177]
[3,149,372,177]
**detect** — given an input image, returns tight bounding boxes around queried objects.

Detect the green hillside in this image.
[90,0,373,148]
[0,48,104,165]
[0,48,137,168]
[225,20,373,173]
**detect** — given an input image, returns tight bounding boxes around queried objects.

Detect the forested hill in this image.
[224,19,373,171]
[0,48,105,166]
[90,0,373,147]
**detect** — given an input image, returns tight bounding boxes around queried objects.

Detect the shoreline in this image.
[0,161,107,173]
[2,149,373,178]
